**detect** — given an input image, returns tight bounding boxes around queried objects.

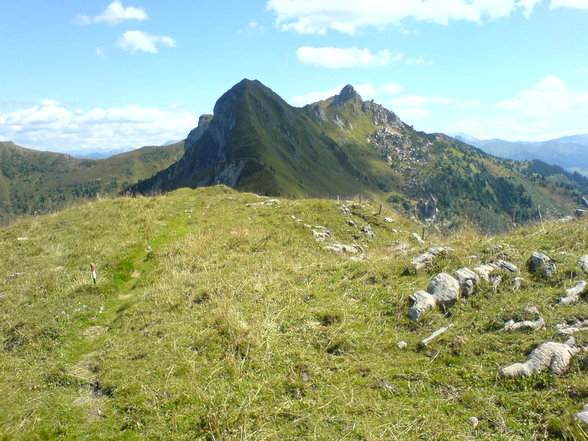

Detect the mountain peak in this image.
[333,84,362,105]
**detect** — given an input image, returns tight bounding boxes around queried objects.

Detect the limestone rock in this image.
[467,416,479,427]
[473,263,499,282]
[502,317,544,332]
[523,305,540,316]
[324,243,364,255]
[513,277,525,291]
[312,229,331,241]
[543,263,557,278]
[361,225,376,238]
[453,267,480,297]
[427,272,460,309]
[396,340,408,349]
[576,208,587,217]
[579,255,588,273]
[499,338,580,377]
[558,280,586,306]
[411,232,425,244]
[530,252,551,271]
[410,246,451,271]
[574,404,588,425]
[384,217,393,223]
[409,290,436,322]
[340,205,351,215]
[496,260,518,273]
[245,199,280,207]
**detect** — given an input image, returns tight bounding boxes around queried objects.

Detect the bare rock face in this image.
[453,267,480,297]
[558,280,586,306]
[427,273,460,309]
[409,290,436,322]
[499,338,580,377]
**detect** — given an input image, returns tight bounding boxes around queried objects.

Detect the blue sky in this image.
[1,0,587,153]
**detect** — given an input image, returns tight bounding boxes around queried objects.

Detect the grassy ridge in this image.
[1,187,588,440]
[0,141,184,225]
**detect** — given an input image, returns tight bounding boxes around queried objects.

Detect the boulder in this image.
[453,267,480,297]
[558,280,587,306]
[427,273,460,309]
[409,290,436,322]
[499,338,580,377]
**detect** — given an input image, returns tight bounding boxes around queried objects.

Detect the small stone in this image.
[523,305,540,316]
[467,416,479,427]
[340,205,351,215]
[513,277,525,291]
[346,219,355,226]
[576,209,587,217]
[579,255,588,273]
[396,340,408,349]
[384,217,393,223]
[542,262,557,278]
[411,232,425,244]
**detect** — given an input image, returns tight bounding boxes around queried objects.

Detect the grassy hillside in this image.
[1,186,588,440]
[0,141,184,225]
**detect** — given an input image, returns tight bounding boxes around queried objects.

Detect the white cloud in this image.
[550,0,588,9]
[382,83,404,95]
[296,46,396,69]
[296,46,430,69]
[75,1,149,25]
[0,100,197,153]
[495,76,588,117]
[267,0,533,34]
[116,31,175,54]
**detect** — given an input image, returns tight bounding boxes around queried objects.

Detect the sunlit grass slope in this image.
[1,186,588,440]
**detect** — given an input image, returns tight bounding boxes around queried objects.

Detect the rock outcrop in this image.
[410,246,451,272]
[453,267,480,297]
[502,317,545,332]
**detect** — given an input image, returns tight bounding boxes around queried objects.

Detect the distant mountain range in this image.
[132,79,588,232]
[453,133,588,176]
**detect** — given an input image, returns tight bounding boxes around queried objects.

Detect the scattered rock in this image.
[530,252,552,271]
[490,274,502,291]
[523,305,540,316]
[392,242,410,254]
[579,255,588,273]
[554,320,588,337]
[496,260,518,273]
[502,317,545,332]
[499,337,580,377]
[361,225,376,238]
[411,232,425,244]
[346,219,355,226]
[427,273,460,310]
[6,272,23,281]
[574,404,588,425]
[576,209,587,217]
[513,277,525,291]
[467,416,479,427]
[473,263,499,282]
[246,199,280,207]
[340,205,351,215]
[396,340,408,349]
[384,217,393,223]
[453,267,480,297]
[410,246,452,272]
[559,216,574,223]
[16,237,29,241]
[324,243,364,255]
[409,290,436,322]
[311,228,331,241]
[558,280,586,306]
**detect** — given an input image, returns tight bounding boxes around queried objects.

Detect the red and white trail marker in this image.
[90,263,97,285]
